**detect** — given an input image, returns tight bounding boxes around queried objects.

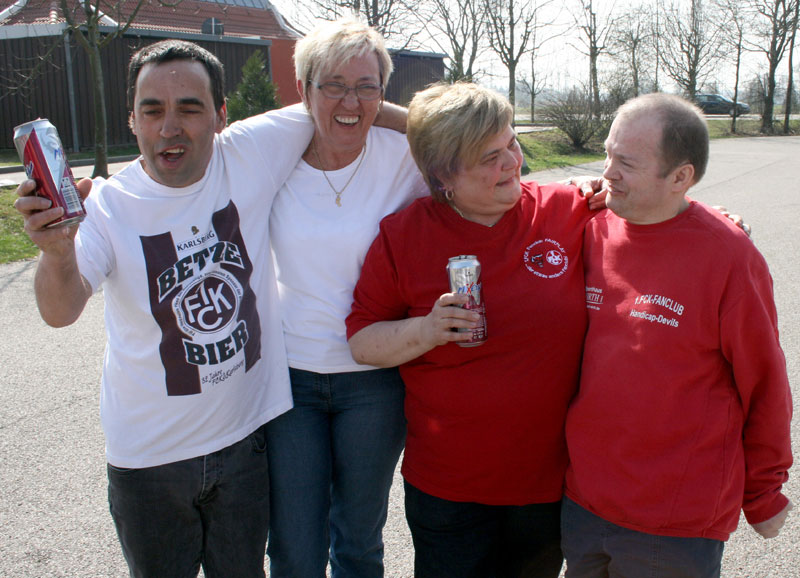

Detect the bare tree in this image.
[285,0,419,46]
[714,0,752,132]
[518,50,548,122]
[610,3,656,97]
[746,0,799,133]
[517,13,563,121]
[59,0,158,178]
[659,0,723,99]
[652,0,661,91]
[783,0,799,132]
[571,0,616,116]
[415,0,486,82]
[542,85,612,149]
[484,0,556,109]
[0,38,64,104]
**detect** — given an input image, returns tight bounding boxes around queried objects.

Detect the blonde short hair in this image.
[294,18,393,91]
[407,82,514,202]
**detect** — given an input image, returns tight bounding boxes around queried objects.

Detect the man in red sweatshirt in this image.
[562,92,793,577]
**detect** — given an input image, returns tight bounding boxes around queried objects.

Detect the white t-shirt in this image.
[270,127,427,373]
[76,106,313,468]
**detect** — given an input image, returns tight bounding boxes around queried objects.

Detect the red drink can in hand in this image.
[447,255,487,347]
[13,119,85,228]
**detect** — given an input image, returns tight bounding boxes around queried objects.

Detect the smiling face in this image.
[130,60,226,188]
[602,113,691,225]
[300,52,382,165]
[441,124,523,227]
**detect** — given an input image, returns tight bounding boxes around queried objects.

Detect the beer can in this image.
[447,255,487,347]
[13,119,85,228]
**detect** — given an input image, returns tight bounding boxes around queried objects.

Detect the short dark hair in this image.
[127,40,225,111]
[616,93,709,184]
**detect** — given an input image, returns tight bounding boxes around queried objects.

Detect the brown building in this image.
[0,0,444,151]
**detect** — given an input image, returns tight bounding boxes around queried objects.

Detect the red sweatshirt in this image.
[347,181,592,505]
[565,201,792,540]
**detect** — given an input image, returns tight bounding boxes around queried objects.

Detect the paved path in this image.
[1,136,798,577]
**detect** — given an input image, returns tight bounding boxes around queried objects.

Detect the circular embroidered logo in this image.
[524,239,569,279]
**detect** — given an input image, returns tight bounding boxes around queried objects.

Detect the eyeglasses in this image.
[313,82,384,101]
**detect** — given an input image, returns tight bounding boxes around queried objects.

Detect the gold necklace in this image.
[311,140,367,207]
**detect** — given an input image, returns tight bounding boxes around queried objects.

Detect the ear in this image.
[128,111,137,135]
[297,78,309,107]
[215,101,227,133]
[437,173,455,193]
[671,162,695,192]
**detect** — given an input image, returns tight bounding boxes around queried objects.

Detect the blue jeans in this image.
[404,480,564,578]
[107,424,270,578]
[265,367,406,578]
[561,497,724,578]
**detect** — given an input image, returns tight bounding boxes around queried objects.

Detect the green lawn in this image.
[704,116,798,138]
[0,185,38,262]
[517,129,604,173]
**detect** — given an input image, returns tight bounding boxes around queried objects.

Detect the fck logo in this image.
[180,276,236,332]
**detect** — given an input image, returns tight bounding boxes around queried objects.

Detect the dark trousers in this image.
[404,480,564,578]
[561,497,724,578]
[107,424,270,578]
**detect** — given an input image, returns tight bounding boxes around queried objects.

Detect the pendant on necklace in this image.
[312,139,366,208]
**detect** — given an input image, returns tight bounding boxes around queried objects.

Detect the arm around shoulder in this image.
[374,101,408,134]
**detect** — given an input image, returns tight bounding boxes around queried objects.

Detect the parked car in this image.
[695,94,751,116]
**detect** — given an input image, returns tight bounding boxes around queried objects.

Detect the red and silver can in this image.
[13,119,85,228]
[447,255,487,347]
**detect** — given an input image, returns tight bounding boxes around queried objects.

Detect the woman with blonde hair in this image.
[265,18,426,577]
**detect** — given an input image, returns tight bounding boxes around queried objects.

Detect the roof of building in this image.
[0,0,300,40]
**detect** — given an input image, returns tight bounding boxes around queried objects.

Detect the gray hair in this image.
[294,18,393,91]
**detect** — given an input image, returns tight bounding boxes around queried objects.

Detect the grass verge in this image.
[705,117,800,138]
[0,185,38,263]
[517,129,604,174]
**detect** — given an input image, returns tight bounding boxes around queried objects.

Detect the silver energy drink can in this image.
[447,255,487,347]
[13,119,85,228]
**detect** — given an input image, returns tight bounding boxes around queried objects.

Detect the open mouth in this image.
[334,115,359,126]
[159,146,186,162]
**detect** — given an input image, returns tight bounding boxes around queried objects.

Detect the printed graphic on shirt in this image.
[141,201,262,396]
[586,286,603,310]
[524,238,569,279]
[628,293,684,328]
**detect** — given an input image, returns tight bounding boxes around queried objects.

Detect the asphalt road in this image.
[1,136,798,577]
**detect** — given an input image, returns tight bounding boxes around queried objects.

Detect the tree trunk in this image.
[783,3,798,134]
[88,37,108,178]
[530,57,536,123]
[762,61,778,134]
[508,62,516,125]
[731,43,742,134]
[590,45,600,118]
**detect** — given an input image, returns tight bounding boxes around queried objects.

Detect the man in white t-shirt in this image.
[13,40,313,578]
